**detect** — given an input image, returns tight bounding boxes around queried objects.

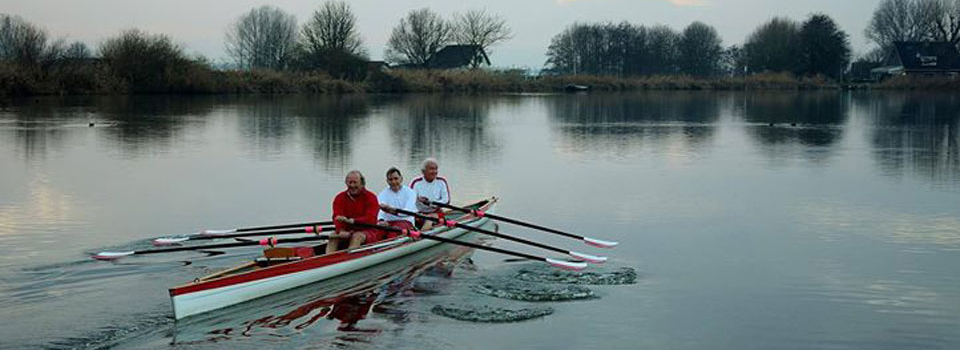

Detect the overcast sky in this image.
[3,0,881,69]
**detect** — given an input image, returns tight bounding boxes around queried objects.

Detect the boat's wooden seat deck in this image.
[193,199,491,282]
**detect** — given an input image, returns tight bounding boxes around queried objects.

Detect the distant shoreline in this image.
[2,69,954,96]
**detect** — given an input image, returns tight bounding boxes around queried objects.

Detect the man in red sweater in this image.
[326,170,381,254]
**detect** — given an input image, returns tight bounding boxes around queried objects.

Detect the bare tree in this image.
[64,41,90,59]
[865,0,937,49]
[451,9,512,56]
[386,8,451,65]
[226,5,298,70]
[0,14,49,66]
[100,29,193,92]
[926,0,960,45]
[302,1,363,56]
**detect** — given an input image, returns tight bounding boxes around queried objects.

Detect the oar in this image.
[198,221,333,235]
[428,201,618,248]
[387,207,606,264]
[350,222,587,270]
[92,235,329,261]
[153,225,333,245]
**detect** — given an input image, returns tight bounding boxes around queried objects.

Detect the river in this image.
[0,92,958,349]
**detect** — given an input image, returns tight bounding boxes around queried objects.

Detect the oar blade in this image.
[91,251,135,261]
[152,237,189,246]
[201,229,236,235]
[545,258,588,270]
[569,251,608,264]
[584,237,619,249]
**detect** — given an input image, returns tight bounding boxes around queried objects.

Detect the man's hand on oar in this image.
[383,206,606,264]
[92,235,329,261]
[428,201,619,248]
[350,222,588,271]
[153,224,333,246]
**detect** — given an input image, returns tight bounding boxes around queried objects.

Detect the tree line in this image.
[223,4,511,77]
[4,0,960,95]
[545,14,850,79]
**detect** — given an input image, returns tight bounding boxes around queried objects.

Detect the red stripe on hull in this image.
[170,247,380,296]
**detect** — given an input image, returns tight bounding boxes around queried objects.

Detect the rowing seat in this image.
[263,246,316,259]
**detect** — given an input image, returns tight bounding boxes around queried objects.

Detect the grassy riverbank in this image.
[4,64,954,95]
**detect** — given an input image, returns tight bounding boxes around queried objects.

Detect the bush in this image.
[99,29,214,93]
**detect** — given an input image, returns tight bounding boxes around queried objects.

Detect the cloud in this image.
[557,0,707,6]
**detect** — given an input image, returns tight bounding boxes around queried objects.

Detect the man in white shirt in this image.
[377,167,418,238]
[409,158,450,230]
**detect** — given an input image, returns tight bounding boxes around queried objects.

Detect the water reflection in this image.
[734,92,848,165]
[855,92,960,185]
[0,96,97,160]
[233,95,370,167]
[295,95,370,171]
[0,96,220,160]
[387,95,501,166]
[94,96,218,156]
[546,92,722,158]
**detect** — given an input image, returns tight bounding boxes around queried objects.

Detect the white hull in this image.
[171,216,492,320]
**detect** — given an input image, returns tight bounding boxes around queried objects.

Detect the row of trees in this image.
[1,12,217,93]
[545,22,724,77]
[544,13,850,79]
[224,3,511,78]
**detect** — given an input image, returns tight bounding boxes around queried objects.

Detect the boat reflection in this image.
[171,230,487,345]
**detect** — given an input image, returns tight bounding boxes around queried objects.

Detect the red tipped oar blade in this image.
[91,251,135,261]
[545,258,588,270]
[583,237,619,249]
[200,229,236,235]
[569,251,607,264]
[152,237,190,246]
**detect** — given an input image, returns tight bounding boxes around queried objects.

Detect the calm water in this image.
[0,92,958,349]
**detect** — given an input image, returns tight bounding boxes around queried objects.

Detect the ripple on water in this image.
[514,265,638,285]
[431,304,553,323]
[471,280,596,302]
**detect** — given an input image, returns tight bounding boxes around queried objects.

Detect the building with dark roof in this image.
[892,42,960,75]
[424,45,490,69]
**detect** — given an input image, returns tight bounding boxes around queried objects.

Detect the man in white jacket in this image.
[409,158,450,230]
[377,167,418,238]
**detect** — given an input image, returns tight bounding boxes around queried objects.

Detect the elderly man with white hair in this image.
[409,158,450,230]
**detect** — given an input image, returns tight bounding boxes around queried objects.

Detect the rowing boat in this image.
[169,197,497,320]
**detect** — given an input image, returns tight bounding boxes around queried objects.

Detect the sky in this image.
[3,0,881,69]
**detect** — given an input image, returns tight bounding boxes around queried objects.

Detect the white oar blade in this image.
[201,229,236,235]
[545,258,588,270]
[91,251,135,261]
[152,237,189,246]
[584,237,619,249]
[569,251,608,264]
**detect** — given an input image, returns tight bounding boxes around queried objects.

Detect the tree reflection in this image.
[293,95,370,172]
[0,96,219,160]
[734,91,848,165]
[856,92,960,185]
[387,95,500,166]
[94,95,218,156]
[546,92,722,158]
